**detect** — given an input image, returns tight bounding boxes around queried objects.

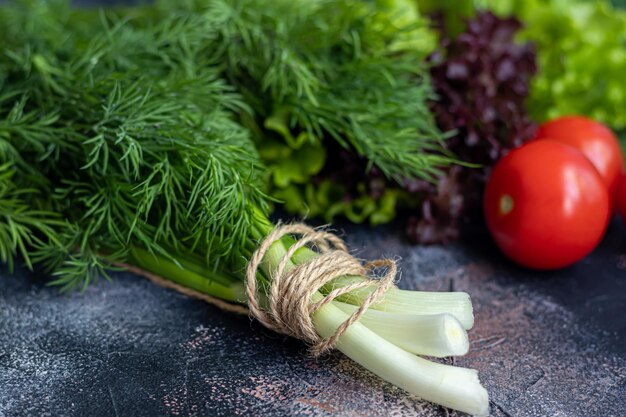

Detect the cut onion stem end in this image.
[265,240,489,417]
[334,302,470,357]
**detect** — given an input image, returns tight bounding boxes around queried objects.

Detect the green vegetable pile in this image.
[274,0,626,239]
[288,6,539,243]
[3,0,624,409]
[0,1,489,415]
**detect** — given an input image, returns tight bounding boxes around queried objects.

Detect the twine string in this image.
[245,223,397,356]
[126,223,397,357]
[120,263,249,315]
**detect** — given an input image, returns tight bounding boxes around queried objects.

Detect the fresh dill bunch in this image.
[0,0,455,292]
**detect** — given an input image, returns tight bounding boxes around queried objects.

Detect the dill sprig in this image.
[0,163,63,271]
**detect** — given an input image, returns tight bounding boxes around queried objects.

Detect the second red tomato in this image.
[484,140,610,270]
[534,115,624,197]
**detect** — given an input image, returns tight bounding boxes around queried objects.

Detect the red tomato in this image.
[617,173,626,223]
[484,140,610,270]
[534,116,624,198]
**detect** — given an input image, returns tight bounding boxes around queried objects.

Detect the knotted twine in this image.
[246,223,397,355]
[127,223,397,356]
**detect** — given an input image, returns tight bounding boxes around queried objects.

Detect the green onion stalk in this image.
[0,1,488,415]
[130,211,489,416]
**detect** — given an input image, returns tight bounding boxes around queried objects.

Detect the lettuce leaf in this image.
[478,0,626,130]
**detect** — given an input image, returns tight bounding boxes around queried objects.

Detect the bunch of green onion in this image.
[130,215,488,416]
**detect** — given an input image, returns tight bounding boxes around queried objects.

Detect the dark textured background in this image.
[1,1,625,414]
[1,220,625,417]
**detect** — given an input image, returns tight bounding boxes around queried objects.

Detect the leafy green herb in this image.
[0,0,456,283]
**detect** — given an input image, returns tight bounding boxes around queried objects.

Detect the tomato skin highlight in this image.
[484,140,610,270]
[534,115,625,199]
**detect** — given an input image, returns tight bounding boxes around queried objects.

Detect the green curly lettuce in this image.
[476,0,626,130]
[274,180,401,226]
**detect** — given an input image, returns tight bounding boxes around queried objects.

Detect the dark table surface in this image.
[1,220,625,417]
